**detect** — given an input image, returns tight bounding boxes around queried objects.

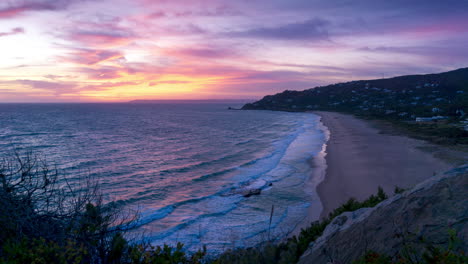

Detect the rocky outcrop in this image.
[299,165,468,264]
[242,188,262,197]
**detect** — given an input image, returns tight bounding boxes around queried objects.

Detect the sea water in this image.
[0,102,328,253]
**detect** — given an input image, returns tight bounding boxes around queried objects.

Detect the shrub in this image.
[214,187,389,263]
[353,229,468,264]
[0,152,208,264]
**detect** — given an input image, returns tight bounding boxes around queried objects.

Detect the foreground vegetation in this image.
[353,229,467,264]
[0,152,206,264]
[1,153,465,263]
[213,187,388,263]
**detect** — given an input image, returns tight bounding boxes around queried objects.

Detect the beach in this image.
[314,111,453,218]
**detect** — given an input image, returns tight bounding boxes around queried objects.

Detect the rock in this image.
[298,165,468,264]
[334,215,348,226]
[242,188,262,197]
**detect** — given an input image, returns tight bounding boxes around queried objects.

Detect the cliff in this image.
[298,165,468,263]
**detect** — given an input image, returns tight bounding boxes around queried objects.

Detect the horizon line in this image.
[0,99,258,104]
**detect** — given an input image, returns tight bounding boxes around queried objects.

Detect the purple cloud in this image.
[64,49,124,65]
[173,5,242,17]
[80,81,142,91]
[16,79,77,91]
[228,18,330,40]
[0,27,24,37]
[0,0,84,19]
[77,67,123,80]
[69,30,135,47]
[359,43,468,65]
[169,47,237,58]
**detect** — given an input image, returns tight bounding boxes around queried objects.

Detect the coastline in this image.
[313,111,453,219]
[289,115,329,237]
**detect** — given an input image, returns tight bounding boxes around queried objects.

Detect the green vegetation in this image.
[213,187,388,263]
[353,229,467,264]
[242,67,468,145]
[1,153,465,263]
[0,153,206,264]
[393,186,406,194]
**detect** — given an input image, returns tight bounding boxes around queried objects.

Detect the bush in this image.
[214,187,389,263]
[0,152,209,264]
[353,230,467,264]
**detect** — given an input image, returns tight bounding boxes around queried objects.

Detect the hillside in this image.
[299,165,468,263]
[242,68,468,144]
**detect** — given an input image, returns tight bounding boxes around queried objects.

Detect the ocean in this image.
[0,102,329,253]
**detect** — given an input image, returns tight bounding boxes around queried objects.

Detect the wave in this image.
[144,203,239,241]
[158,152,243,175]
[127,115,326,247]
[0,105,329,253]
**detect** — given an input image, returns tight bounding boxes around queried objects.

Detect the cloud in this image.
[0,27,24,37]
[358,43,468,65]
[16,79,77,91]
[1,79,79,97]
[69,30,135,47]
[43,74,77,80]
[173,5,242,17]
[166,47,237,59]
[77,67,123,80]
[163,23,207,35]
[80,81,142,91]
[229,70,310,82]
[227,18,330,40]
[60,17,137,48]
[64,49,124,65]
[148,80,191,86]
[146,11,166,19]
[0,0,83,19]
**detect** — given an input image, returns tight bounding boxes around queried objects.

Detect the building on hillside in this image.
[415,117,434,122]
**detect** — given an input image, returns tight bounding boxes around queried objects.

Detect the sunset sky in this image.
[1,0,467,102]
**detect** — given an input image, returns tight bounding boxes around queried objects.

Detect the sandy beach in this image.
[315,111,454,218]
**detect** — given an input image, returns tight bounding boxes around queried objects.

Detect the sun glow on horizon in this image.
[1,0,467,102]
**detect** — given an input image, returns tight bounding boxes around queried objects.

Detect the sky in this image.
[1,0,467,102]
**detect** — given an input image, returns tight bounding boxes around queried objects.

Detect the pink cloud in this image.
[165,47,238,59]
[405,19,468,37]
[77,67,123,80]
[148,80,191,86]
[80,81,142,91]
[64,49,124,65]
[16,79,77,91]
[69,31,134,47]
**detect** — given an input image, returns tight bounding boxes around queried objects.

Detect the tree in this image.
[0,151,137,263]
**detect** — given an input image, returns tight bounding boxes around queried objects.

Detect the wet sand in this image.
[314,111,452,218]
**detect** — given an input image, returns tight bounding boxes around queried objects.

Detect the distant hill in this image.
[242,67,468,144]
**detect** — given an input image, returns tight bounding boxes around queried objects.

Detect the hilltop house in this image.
[415,117,434,122]
[415,116,449,122]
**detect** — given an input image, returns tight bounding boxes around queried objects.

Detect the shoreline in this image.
[313,111,453,219]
